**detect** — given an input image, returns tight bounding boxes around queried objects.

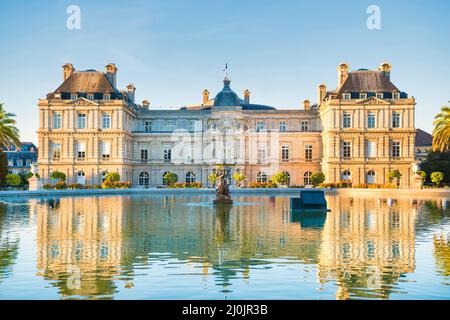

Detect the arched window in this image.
[304,172,312,186]
[185,171,196,183]
[367,170,376,184]
[77,171,86,185]
[257,172,267,183]
[283,171,291,186]
[139,172,150,187]
[341,170,351,181]
[101,171,108,183]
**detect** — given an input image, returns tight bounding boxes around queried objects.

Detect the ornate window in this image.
[77,142,86,159]
[185,171,196,183]
[360,93,367,99]
[376,93,383,99]
[392,112,401,128]
[70,93,78,100]
[77,113,86,129]
[279,121,286,132]
[305,145,313,160]
[87,93,94,100]
[342,141,352,159]
[53,112,62,129]
[304,172,312,186]
[52,143,61,159]
[341,170,351,181]
[102,142,111,159]
[393,92,400,99]
[343,112,352,128]
[164,147,171,162]
[281,145,289,162]
[256,121,266,132]
[367,112,376,128]
[301,120,309,132]
[256,172,267,183]
[141,149,148,161]
[367,170,376,184]
[103,93,111,100]
[343,93,351,100]
[366,141,377,158]
[102,113,111,129]
[76,171,86,185]
[139,172,150,187]
[391,141,401,158]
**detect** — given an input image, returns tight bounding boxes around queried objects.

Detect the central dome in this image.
[213,77,242,107]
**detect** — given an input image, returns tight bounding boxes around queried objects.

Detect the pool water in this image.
[0,194,449,300]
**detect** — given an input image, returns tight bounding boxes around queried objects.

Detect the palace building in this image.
[37,62,416,188]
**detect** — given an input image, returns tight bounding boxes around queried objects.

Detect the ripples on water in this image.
[0,194,449,300]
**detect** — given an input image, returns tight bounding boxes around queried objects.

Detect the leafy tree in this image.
[50,171,66,182]
[208,173,218,187]
[311,172,326,187]
[387,170,402,188]
[420,151,450,184]
[432,105,450,152]
[5,174,21,187]
[431,172,444,187]
[163,172,178,186]
[271,172,290,185]
[0,103,20,148]
[104,172,120,183]
[233,173,246,188]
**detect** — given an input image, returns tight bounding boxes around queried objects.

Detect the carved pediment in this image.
[67,97,99,106]
[360,96,389,105]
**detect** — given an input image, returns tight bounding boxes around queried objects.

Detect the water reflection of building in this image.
[36,197,126,298]
[318,196,417,299]
[32,194,448,299]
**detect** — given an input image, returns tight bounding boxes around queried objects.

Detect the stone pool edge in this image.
[0,187,449,200]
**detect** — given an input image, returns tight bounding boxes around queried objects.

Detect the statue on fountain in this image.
[213,169,233,205]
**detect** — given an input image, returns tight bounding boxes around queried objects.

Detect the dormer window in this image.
[376,93,383,99]
[393,92,400,99]
[70,93,78,100]
[343,93,351,100]
[103,93,111,100]
[360,93,367,99]
[87,93,94,100]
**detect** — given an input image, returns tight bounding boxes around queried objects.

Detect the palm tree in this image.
[432,105,450,152]
[0,103,20,148]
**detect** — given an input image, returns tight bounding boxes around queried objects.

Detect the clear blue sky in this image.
[0,0,449,143]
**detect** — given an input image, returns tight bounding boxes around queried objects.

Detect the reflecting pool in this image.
[0,194,449,300]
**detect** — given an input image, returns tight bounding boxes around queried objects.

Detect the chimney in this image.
[142,99,150,110]
[378,62,392,80]
[244,89,251,104]
[105,63,118,88]
[62,63,74,81]
[303,100,311,110]
[317,84,327,105]
[126,84,136,103]
[337,63,349,87]
[202,89,209,105]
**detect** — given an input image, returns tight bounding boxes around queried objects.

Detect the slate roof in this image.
[415,129,433,146]
[213,78,242,107]
[2,142,38,168]
[336,70,400,98]
[48,70,117,98]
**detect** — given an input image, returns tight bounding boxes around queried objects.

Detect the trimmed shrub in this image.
[311,172,326,187]
[249,181,277,188]
[431,172,444,187]
[6,174,21,187]
[163,172,178,186]
[168,182,203,189]
[53,182,68,190]
[271,172,290,185]
[68,183,84,190]
[104,172,120,183]
[50,171,66,182]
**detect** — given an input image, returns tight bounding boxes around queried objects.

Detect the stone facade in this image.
[37,62,417,188]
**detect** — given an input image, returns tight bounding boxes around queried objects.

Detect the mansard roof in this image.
[49,70,117,98]
[415,129,433,147]
[336,69,400,97]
